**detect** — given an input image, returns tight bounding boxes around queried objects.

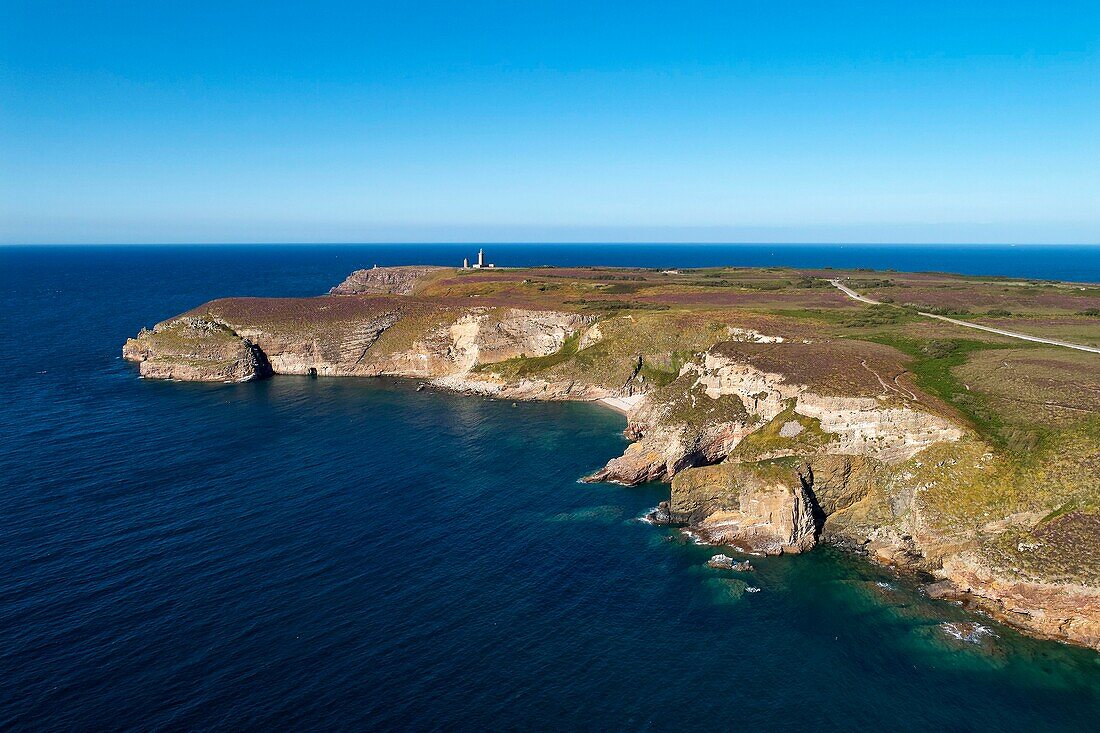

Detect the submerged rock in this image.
[547,505,624,523]
[706,577,750,604]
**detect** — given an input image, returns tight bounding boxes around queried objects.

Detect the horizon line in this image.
[4,241,1100,248]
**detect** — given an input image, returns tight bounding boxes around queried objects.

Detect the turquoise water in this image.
[2,245,1099,730]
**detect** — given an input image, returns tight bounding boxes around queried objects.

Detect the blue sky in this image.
[2,1,1098,244]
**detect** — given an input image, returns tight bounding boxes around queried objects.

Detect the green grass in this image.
[840,304,917,328]
[477,332,582,377]
[864,335,1038,453]
[731,403,836,461]
[1040,501,1080,525]
[637,351,692,387]
[767,303,917,328]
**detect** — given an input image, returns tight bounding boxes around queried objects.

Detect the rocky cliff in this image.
[122,317,271,382]
[585,342,961,484]
[651,462,818,555]
[123,293,593,392]
[329,266,445,295]
[654,436,1100,648]
[122,265,1100,651]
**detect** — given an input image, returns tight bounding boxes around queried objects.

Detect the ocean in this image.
[2,244,1099,731]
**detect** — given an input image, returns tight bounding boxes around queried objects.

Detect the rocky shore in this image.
[122,265,1100,651]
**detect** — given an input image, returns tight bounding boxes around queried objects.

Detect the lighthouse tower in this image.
[477,248,484,268]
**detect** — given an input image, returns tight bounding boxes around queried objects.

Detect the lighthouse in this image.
[466,248,494,269]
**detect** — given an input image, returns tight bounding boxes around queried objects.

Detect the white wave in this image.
[940,621,996,643]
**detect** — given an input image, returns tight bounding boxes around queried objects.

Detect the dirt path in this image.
[829,280,1100,355]
[859,359,917,401]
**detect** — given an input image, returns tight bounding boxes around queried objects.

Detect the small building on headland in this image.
[462,248,494,269]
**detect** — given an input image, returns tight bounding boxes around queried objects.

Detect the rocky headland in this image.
[123,264,1100,650]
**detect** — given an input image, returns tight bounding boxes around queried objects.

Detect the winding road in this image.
[829,280,1100,355]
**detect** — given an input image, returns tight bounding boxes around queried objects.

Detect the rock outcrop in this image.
[443,308,590,370]
[927,552,1100,649]
[653,462,818,555]
[656,445,1100,650]
[585,344,960,485]
[329,266,445,295]
[123,318,271,382]
[706,554,754,571]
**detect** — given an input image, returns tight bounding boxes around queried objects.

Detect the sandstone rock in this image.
[119,270,1100,651]
[431,373,610,402]
[584,373,756,484]
[939,553,1100,650]
[668,463,817,555]
[444,308,591,369]
[795,455,883,517]
[123,317,270,382]
[577,322,604,349]
[778,421,803,438]
[924,579,959,600]
[727,327,784,343]
[123,304,590,386]
[794,393,962,463]
[243,311,402,376]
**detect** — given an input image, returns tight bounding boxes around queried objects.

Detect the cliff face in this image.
[329,266,446,295]
[938,552,1100,649]
[580,341,1095,650]
[655,462,817,555]
[658,436,1100,649]
[123,297,592,389]
[121,266,1100,651]
[122,317,271,382]
[585,345,961,485]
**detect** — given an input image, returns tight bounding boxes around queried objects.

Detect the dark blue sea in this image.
[2,244,1099,732]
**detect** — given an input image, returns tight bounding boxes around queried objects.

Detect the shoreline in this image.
[596,393,647,414]
[119,262,1100,652]
[193,365,1100,652]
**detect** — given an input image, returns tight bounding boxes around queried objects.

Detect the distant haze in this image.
[2,2,1098,244]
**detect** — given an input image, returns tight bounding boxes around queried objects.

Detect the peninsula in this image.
[124,264,1100,650]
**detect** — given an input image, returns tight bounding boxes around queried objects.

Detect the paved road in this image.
[829,279,1100,355]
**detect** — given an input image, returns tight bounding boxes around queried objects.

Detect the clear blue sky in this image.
[2,1,1098,244]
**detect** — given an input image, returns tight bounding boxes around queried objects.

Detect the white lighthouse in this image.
[466,248,493,269]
